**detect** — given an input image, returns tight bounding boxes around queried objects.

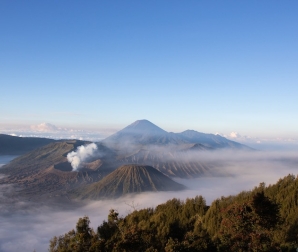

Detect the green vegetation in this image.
[49,174,298,251]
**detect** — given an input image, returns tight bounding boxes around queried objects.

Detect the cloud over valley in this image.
[0,149,297,252]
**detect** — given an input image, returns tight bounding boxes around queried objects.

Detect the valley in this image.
[0,120,251,202]
[0,120,297,251]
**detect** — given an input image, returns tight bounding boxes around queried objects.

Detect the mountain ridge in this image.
[0,119,251,201]
[0,134,57,155]
[103,119,252,150]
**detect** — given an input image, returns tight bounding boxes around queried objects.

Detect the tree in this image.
[49,216,94,252]
[75,216,93,251]
[219,192,281,251]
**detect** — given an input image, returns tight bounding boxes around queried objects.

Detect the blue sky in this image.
[1,1,298,144]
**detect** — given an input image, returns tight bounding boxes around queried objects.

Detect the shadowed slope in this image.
[0,140,88,176]
[0,134,56,155]
[0,140,113,200]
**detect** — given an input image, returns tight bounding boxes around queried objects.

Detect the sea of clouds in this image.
[0,149,297,252]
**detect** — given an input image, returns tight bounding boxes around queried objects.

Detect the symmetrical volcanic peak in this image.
[104,119,171,146]
[121,119,167,135]
[73,164,186,199]
[104,119,252,150]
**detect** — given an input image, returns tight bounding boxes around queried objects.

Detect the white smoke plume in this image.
[67,143,98,171]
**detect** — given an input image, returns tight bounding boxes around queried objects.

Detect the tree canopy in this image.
[49,174,298,252]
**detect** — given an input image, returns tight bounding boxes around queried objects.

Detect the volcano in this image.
[73,164,186,199]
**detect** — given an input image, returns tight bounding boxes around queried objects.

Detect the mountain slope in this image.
[178,130,251,150]
[103,119,251,150]
[0,134,56,155]
[104,119,186,147]
[0,140,114,200]
[73,164,186,199]
[101,120,251,178]
[116,148,219,178]
[0,140,87,176]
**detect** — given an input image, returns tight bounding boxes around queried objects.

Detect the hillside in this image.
[177,130,248,149]
[0,134,56,155]
[73,164,186,200]
[50,174,298,252]
[116,148,220,178]
[0,140,113,200]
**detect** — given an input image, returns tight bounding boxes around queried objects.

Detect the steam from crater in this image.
[67,143,98,171]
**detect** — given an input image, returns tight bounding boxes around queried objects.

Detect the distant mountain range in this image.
[104,119,251,150]
[102,120,251,178]
[0,120,252,201]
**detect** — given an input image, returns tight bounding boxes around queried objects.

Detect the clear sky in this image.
[1,1,298,144]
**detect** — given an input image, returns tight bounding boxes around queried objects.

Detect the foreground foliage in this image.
[49,174,298,251]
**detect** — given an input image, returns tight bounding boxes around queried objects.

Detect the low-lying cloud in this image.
[0,149,298,252]
[30,123,60,132]
[67,143,99,171]
[0,123,111,142]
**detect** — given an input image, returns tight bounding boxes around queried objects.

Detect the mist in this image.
[0,149,297,252]
[0,156,18,167]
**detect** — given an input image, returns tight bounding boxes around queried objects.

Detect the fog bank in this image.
[0,150,297,252]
